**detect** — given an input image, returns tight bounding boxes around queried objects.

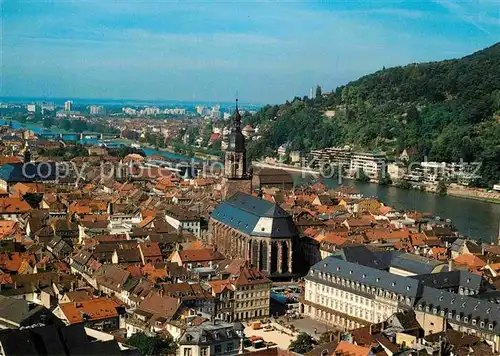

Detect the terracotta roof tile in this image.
[58,297,118,324]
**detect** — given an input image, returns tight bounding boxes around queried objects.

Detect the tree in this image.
[356,168,370,183]
[289,332,317,354]
[315,85,322,99]
[127,332,177,356]
[436,180,448,196]
[43,116,54,129]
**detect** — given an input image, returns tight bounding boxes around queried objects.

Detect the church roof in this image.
[211,192,297,238]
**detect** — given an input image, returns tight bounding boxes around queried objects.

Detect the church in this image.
[209,192,296,278]
[209,100,297,278]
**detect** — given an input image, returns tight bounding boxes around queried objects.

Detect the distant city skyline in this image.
[2,0,499,103]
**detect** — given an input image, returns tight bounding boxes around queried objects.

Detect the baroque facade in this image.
[302,247,500,352]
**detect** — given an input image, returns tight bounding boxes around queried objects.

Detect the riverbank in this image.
[256,160,500,205]
[252,161,320,175]
[446,185,500,204]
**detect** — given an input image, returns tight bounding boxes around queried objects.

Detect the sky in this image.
[1,0,499,104]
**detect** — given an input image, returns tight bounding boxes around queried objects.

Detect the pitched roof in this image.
[177,248,225,263]
[0,198,32,214]
[58,298,118,324]
[139,242,162,258]
[308,255,420,298]
[211,192,297,238]
[334,341,371,356]
[454,253,486,270]
[233,262,271,286]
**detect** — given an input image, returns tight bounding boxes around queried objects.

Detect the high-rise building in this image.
[26,104,36,112]
[64,101,72,111]
[211,105,221,119]
[196,105,204,115]
[89,105,104,115]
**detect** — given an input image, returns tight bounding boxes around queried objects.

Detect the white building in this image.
[387,163,407,181]
[89,105,105,115]
[26,104,36,112]
[211,105,221,119]
[64,101,72,111]
[165,209,201,237]
[177,321,243,356]
[350,152,386,178]
[123,107,137,115]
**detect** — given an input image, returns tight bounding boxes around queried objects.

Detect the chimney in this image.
[448,259,453,271]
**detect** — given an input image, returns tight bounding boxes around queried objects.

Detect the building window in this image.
[215,345,222,354]
[183,348,193,356]
[226,343,234,352]
[201,347,209,356]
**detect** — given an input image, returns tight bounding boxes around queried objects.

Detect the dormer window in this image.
[456,315,460,321]
[433,308,437,314]
[448,312,453,319]
[472,319,477,325]
[464,317,468,323]
[489,324,494,330]
[480,321,485,328]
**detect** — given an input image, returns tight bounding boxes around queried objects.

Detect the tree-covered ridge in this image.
[246,42,500,186]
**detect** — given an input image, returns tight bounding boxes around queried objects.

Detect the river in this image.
[294,174,500,243]
[2,119,499,241]
[0,119,187,161]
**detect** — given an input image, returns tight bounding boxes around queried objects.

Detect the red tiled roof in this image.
[58,298,118,324]
[177,248,225,263]
[454,253,486,270]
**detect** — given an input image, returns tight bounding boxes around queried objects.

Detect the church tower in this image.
[224,99,247,179]
[220,99,252,199]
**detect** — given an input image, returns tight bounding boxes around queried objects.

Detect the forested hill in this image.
[245,42,500,186]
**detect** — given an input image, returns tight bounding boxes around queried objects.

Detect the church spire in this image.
[234,98,241,130]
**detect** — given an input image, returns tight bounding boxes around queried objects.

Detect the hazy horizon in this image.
[2,1,499,103]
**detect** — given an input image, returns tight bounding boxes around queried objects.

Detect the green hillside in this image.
[245,42,500,187]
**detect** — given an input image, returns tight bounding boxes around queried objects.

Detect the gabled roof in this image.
[211,192,297,238]
[58,298,118,324]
